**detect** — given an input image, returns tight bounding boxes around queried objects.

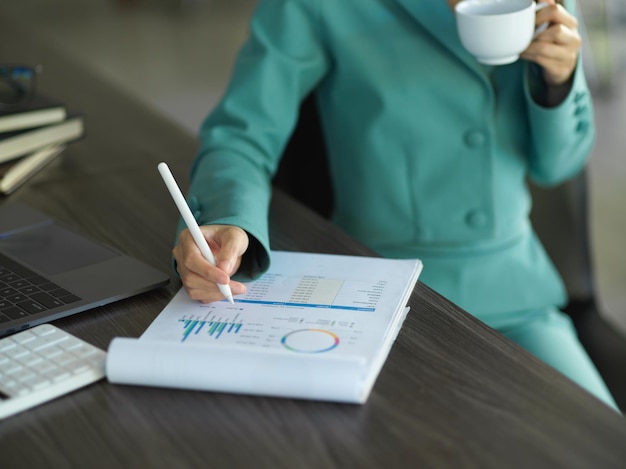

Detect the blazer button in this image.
[576,121,590,133]
[465,209,488,228]
[464,130,487,148]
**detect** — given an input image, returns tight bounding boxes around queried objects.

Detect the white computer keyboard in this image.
[0,324,106,420]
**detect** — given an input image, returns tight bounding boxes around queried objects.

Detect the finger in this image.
[536,3,578,31]
[175,229,230,285]
[521,47,577,85]
[176,258,247,299]
[185,284,224,303]
[524,22,580,61]
[524,34,578,65]
[176,263,213,290]
[211,226,249,275]
[533,23,581,48]
[522,43,565,69]
[184,279,247,303]
[524,33,579,62]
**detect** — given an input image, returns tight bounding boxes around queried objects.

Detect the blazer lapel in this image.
[393,0,484,76]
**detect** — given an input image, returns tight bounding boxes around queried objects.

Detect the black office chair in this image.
[274,93,626,411]
[273,93,334,220]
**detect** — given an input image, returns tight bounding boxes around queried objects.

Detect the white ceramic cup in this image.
[455,0,546,65]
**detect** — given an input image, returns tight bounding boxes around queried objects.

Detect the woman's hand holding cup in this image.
[455,0,580,82]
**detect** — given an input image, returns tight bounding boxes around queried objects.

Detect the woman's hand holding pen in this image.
[521,0,581,87]
[173,224,249,303]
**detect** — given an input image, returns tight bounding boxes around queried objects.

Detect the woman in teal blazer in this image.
[174,0,617,409]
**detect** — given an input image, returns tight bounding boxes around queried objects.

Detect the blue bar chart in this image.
[179,315,243,342]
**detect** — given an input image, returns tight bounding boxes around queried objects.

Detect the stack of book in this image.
[0,94,84,194]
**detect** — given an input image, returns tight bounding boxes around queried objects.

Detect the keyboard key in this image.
[16,301,47,315]
[2,307,29,320]
[25,275,50,286]
[29,293,64,310]
[28,334,68,351]
[1,287,19,297]
[5,345,30,359]
[59,295,81,304]
[12,331,36,344]
[19,286,41,296]
[0,274,20,284]
[53,352,77,367]
[60,338,83,351]
[8,280,31,290]
[33,324,57,336]
[0,339,16,352]
[37,283,62,293]
[5,294,28,303]
[18,354,42,367]
[42,346,63,359]
[49,288,72,298]
[0,361,21,374]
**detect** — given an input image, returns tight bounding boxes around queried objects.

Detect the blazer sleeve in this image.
[185,0,330,279]
[523,0,595,186]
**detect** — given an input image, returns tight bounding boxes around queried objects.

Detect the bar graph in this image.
[178,314,243,342]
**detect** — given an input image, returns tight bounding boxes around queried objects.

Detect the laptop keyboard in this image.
[0,253,82,325]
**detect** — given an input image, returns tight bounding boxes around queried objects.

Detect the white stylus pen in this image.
[157,162,235,303]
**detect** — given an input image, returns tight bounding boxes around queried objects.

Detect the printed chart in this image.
[140,251,422,358]
[173,304,359,354]
[110,252,422,403]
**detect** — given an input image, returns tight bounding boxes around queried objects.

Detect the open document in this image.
[106,251,423,404]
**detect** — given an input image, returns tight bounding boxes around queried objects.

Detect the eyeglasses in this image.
[0,64,42,111]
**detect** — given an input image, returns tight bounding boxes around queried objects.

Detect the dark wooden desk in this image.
[1,16,625,469]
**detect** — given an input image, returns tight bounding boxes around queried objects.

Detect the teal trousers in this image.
[486,307,619,412]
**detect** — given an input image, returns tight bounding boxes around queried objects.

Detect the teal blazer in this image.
[187,0,594,321]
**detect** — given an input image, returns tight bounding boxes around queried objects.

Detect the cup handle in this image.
[534,2,550,38]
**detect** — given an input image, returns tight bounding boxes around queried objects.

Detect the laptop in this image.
[0,202,170,336]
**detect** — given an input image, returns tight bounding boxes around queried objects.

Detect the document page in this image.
[106,251,422,403]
